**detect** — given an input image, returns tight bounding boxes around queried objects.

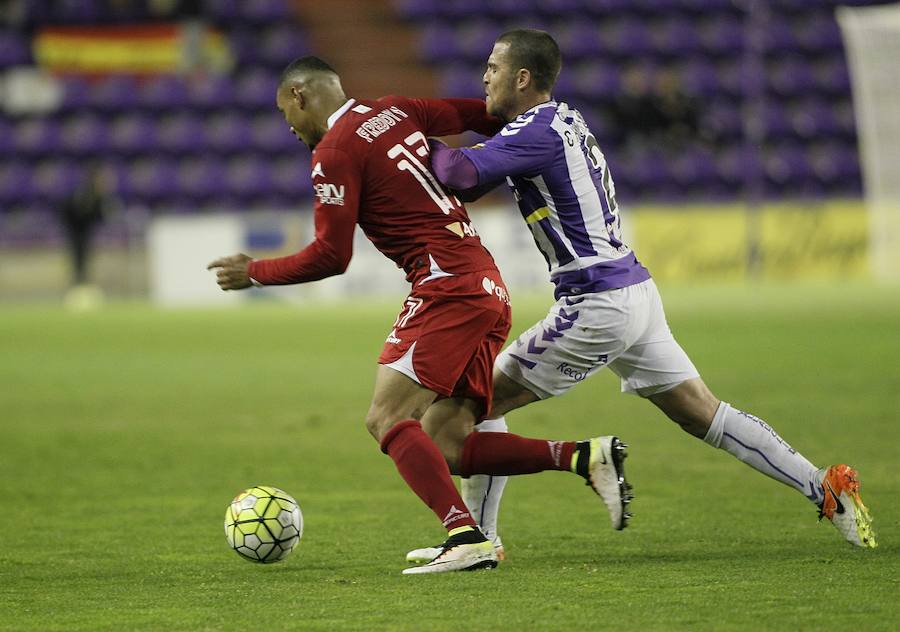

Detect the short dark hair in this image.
[280,56,338,86]
[496,29,561,93]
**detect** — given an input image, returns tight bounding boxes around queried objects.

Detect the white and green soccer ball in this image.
[224,486,303,563]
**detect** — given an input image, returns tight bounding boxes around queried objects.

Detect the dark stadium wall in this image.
[293,0,437,98]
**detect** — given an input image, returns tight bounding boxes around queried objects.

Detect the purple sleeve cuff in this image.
[429,138,480,190]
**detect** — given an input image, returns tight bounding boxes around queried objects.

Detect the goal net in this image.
[837,3,900,282]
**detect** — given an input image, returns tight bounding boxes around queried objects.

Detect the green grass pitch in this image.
[1,283,898,631]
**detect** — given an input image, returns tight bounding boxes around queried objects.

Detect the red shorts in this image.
[378,268,511,417]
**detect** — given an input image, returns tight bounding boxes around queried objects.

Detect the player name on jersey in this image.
[355,106,409,144]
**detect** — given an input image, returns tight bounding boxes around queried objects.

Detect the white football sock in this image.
[703,402,823,504]
[462,416,509,542]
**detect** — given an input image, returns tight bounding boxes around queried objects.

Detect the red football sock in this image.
[380,420,477,532]
[459,431,577,477]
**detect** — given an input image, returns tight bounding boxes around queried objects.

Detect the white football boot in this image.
[817,464,876,548]
[576,436,633,530]
[406,533,504,564]
[402,528,498,575]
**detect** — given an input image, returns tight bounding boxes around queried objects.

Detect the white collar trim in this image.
[327,98,356,130]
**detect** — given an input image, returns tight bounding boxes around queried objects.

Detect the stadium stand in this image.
[394,0,895,200]
[0,0,896,226]
[1,0,313,221]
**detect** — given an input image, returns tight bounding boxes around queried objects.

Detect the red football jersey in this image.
[248,96,504,286]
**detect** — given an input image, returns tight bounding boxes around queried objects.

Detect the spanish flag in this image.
[34,24,231,75]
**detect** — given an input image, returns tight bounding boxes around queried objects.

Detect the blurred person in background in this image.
[411,28,876,564]
[59,165,113,309]
[609,66,700,151]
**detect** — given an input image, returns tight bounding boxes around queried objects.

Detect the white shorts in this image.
[495,279,699,399]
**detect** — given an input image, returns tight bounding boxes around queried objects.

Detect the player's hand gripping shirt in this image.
[248,97,503,286]
[459,101,651,299]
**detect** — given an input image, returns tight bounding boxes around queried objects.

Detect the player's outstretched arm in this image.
[405,97,503,138]
[207,253,254,291]
[428,138,504,203]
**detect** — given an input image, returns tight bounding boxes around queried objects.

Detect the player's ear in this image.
[516,68,531,92]
[291,85,307,109]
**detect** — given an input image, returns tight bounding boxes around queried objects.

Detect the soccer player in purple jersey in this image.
[407,29,875,563]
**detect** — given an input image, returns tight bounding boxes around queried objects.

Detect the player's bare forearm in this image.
[207,253,254,291]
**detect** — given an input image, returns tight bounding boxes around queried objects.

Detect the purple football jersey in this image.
[461,101,650,298]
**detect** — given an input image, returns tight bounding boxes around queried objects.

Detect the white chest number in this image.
[387,131,460,215]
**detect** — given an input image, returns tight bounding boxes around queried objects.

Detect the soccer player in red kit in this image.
[209,56,632,574]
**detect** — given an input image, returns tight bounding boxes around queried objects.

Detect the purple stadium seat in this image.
[419,24,464,64]
[536,0,580,18]
[188,74,235,110]
[59,114,108,156]
[789,100,840,139]
[607,19,653,57]
[439,65,482,98]
[831,100,856,138]
[59,76,91,111]
[205,0,241,22]
[623,147,670,191]
[698,15,743,56]
[0,117,12,152]
[813,56,851,96]
[251,114,297,152]
[109,114,158,155]
[440,0,488,19]
[103,162,130,199]
[157,114,208,155]
[21,0,52,24]
[769,57,816,98]
[652,18,702,57]
[227,157,274,199]
[243,0,292,23]
[140,75,190,110]
[677,59,720,98]
[0,30,31,67]
[582,0,636,15]
[234,69,278,109]
[755,103,791,140]
[228,27,265,66]
[272,157,313,198]
[572,62,621,101]
[33,161,82,202]
[177,157,226,201]
[762,19,798,53]
[679,0,735,12]
[556,22,604,59]
[794,13,843,52]
[453,21,503,64]
[259,25,310,68]
[713,59,740,98]
[810,141,860,185]
[765,144,813,187]
[89,75,140,112]
[393,0,443,21]
[126,159,165,202]
[51,0,103,23]
[715,146,760,189]
[13,118,60,157]
[671,147,718,187]
[704,100,742,140]
[485,0,537,18]
[205,112,253,152]
[0,162,34,205]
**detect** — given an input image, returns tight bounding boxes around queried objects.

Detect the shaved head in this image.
[279,56,339,88]
[276,56,347,150]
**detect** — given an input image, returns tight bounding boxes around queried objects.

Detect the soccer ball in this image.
[224,485,303,563]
